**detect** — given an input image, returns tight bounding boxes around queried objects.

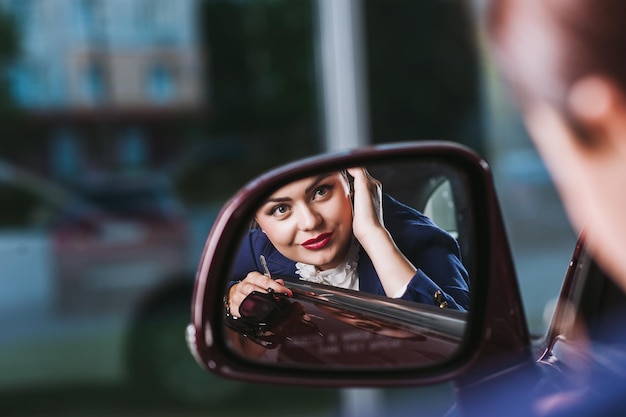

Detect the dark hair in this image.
[487,0,626,115]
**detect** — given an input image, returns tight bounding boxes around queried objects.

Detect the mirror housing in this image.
[188,141,532,387]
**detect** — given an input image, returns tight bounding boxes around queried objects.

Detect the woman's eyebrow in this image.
[263,173,334,204]
[264,196,291,204]
[304,173,333,194]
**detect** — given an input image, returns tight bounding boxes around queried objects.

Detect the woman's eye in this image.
[313,184,332,199]
[270,204,290,217]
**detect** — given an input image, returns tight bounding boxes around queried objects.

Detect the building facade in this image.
[0,0,205,177]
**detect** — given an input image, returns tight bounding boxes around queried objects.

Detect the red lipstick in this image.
[301,232,333,250]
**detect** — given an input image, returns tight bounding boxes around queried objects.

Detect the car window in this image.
[81,186,181,217]
[574,254,626,345]
[424,178,458,239]
[0,182,63,229]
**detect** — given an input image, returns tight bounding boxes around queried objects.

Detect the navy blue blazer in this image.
[231,194,470,311]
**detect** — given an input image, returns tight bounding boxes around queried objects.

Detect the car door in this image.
[0,177,55,316]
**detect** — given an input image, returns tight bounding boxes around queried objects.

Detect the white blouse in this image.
[294,238,408,298]
[295,239,360,290]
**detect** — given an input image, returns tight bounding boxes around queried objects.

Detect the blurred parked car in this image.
[54,172,189,314]
[0,160,237,405]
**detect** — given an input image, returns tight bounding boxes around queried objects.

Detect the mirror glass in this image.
[220,158,474,370]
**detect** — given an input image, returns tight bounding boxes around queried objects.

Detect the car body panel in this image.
[225,280,466,369]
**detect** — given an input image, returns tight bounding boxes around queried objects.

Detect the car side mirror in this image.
[187,141,532,387]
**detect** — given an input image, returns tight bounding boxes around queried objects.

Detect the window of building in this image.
[137,0,173,30]
[9,64,41,106]
[146,63,175,103]
[78,0,105,31]
[5,0,33,31]
[81,62,106,104]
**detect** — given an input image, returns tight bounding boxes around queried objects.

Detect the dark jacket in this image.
[231,194,470,310]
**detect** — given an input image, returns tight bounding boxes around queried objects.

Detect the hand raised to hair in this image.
[347,167,384,244]
[347,167,417,298]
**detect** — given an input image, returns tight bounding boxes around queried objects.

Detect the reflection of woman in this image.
[227,167,470,318]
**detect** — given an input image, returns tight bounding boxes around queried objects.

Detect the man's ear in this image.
[567,75,626,153]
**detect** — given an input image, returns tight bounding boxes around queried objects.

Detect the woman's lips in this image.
[301,232,333,250]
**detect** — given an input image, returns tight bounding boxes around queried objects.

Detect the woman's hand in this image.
[347,167,384,243]
[347,167,417,298]
[227,272,292,318]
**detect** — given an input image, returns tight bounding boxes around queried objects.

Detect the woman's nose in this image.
[297,206,322,230]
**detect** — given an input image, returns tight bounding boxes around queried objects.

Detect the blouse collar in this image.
[295,239,360,290]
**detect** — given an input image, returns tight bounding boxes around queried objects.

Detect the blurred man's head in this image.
[487,0,626,288]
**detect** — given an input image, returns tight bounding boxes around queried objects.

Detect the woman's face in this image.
[256,172,354,270]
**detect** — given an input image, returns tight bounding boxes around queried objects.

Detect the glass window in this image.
[81,62,106,104]
[146,63,175,103]
[9,65,39,106]
[78,0,105,28]
[0,182,61,229]
[138,0,172,34]
[5,0,33,30]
